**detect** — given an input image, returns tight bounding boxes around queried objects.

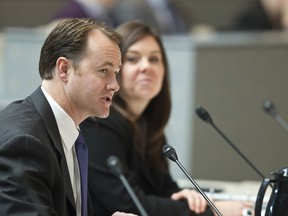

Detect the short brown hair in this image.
[39,18,122,79]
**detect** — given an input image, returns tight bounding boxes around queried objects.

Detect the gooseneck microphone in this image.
[195,105,266,180]
[163,144,222,216]
[263,100,288,134]
[107,156,148,216]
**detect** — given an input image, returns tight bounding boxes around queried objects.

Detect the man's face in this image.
[65,29,121,119]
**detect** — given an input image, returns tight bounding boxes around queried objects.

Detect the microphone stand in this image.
[210,121,266,180]
[263,100,288,135]
[195,105,272,188]
[118,173,148,216]
[163,145,222,216]
[107,156,148,216]
[175,159,222,216]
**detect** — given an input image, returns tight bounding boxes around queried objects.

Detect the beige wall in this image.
[192,41,288,181]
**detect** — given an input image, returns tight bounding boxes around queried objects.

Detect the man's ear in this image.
[56,57,70,83]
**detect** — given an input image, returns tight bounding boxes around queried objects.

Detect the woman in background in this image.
[81,20,252,216]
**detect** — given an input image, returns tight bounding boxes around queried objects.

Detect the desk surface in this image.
[177,179,271,202]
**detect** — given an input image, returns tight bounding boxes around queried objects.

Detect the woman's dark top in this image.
[80,107,213,216]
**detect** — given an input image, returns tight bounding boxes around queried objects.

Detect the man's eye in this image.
[100,69,108,74]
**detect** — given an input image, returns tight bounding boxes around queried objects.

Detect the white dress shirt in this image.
[41,86,82,216]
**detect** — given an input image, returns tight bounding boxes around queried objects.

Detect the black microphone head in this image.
[107,155,123,176]
[162,144,178,162]
[195,105,213,124]
[263,100,277,117]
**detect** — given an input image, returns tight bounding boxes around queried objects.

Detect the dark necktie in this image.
[75,130,88,216]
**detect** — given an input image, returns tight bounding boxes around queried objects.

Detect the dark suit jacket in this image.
[0,87,92,215]
[80,107,213,216]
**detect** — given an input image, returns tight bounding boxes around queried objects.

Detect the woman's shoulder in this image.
[80,106,131,132]
[102,107,129,126]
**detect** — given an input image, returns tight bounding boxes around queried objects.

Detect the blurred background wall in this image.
[0,0,66,30]
[0,0,254,31]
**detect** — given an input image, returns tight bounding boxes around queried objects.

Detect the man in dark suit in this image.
[0,18,122,215]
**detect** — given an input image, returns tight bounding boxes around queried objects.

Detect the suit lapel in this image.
[28,87,76,210]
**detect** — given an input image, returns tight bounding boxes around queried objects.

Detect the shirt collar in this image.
[41,86,79,150]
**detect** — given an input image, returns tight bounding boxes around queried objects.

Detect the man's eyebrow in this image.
[100,62,114,67]
[100,61,122,69]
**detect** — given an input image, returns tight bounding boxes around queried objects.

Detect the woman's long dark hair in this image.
[114,21,171,171]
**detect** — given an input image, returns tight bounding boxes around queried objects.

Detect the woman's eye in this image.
[125,56,138,63]
[149,57,160,63]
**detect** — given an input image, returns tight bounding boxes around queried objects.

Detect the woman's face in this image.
[120,35,165,104]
